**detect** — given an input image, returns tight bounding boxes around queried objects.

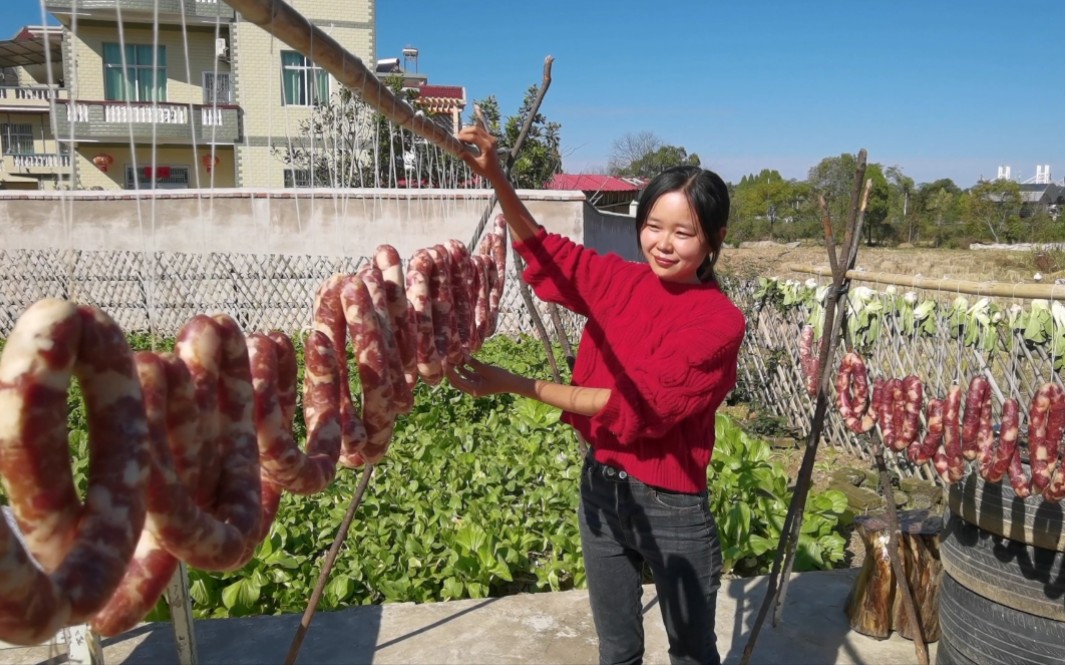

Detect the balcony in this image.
[55,101,242,145]
[44,0,234,24]
[2,153,72,174]
[0,85,68,111]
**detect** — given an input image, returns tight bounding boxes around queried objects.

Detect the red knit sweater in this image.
[514,228,747,493]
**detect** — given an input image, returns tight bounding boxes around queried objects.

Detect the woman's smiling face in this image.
[639,190,710,283]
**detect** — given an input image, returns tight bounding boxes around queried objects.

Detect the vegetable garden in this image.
[2,330,851,624]
[6,235,1065,665]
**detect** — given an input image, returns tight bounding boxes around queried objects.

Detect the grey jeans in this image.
[579,455,723,665]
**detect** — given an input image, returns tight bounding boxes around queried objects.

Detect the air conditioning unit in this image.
[216,38,228,60]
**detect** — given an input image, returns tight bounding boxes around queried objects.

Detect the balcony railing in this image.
[1,153,71,175]
[44,0,234,22]
[0,86,68,110]
[55,101,241,144]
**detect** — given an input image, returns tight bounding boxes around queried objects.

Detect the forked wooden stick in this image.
[223,0,472,159]
[739,151,868,665]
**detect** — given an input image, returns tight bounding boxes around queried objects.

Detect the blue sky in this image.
[7,1,1063,188]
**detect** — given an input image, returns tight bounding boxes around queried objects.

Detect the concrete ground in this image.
[5,568,935,665]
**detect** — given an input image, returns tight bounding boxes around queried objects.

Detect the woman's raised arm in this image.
[456,123,540,243]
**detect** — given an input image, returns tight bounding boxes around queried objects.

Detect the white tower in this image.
[402,46,419,73]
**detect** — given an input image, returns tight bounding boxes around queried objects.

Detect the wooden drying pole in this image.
[211,5,574,661]
[226,1,576,374]
[788,265,1065,301]
[466,57,554,253]
[772,181,872,625]
[223,0,472,160]
[811,201,929,664]
[208,5,469,663]
[740,152,930,665]
[465,57,576,386]
[739,151,868,665]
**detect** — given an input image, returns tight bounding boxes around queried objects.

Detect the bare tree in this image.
[608,131,662,174]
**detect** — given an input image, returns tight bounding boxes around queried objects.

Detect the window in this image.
[203,71,232,104]
[125,165,189,190]
[281,51,328,106]
[283,168,314,188]
[0,123,34,154]
[104,43,167,102]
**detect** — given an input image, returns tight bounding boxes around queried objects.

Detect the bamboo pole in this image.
[767,201,930,665]
[788,265,1065,300]
[223,0,471,159]
[773,179,873,625]
[511,247,561,383]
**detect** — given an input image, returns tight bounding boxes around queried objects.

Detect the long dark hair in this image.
[634,165,730,282]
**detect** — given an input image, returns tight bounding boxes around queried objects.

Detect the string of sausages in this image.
[833,348,1065,503]
[0,217,509,646]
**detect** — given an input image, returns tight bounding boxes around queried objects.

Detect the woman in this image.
[451,123,746,665]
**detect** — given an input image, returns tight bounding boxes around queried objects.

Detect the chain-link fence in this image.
[0,248,586,342]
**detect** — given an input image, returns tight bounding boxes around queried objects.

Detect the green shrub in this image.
[709,415,849,576]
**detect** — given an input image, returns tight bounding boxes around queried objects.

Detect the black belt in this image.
[586,454,630,480]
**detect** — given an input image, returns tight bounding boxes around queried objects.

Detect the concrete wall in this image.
[583,208,643,263]
[0,188,591,260]
[0,188,644,337]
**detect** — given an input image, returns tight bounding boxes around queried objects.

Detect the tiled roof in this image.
[0,26,61,68]
[547,174,648,193]
[418,84,464,100]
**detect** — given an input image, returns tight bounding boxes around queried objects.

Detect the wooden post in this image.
[65,626,104,665]
[165,562,199,665]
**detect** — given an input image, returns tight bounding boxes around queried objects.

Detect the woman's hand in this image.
[454,122,540,242]
[447,356,522,398]
[456,123,506,184]
[448,356,612,417]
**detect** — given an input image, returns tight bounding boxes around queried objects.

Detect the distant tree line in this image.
[606,132,1064,248]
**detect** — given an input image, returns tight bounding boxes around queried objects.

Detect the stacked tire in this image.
[938,464,1065,664]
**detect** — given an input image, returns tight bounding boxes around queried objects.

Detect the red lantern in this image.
[202,154,220,173]
[92,153,114,172]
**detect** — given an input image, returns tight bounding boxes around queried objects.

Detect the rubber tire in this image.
[948,462,1065,552]
[935,633,979,665]
[941,512,1065,621]
[939,572,1065,665]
